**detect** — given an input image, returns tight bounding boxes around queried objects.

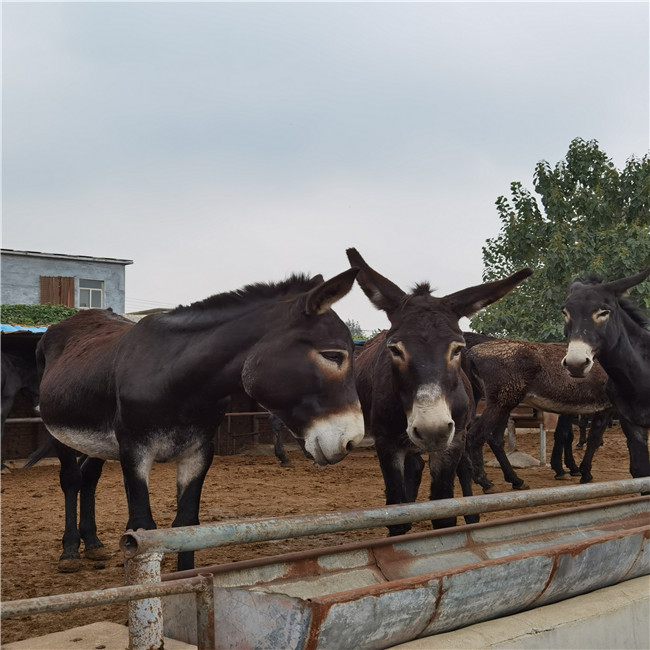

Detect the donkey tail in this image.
[24,435,55,468]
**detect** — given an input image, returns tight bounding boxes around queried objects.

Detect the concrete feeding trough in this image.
[160,496,649,649]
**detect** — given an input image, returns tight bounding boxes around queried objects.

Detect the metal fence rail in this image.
[1,573,216,649]
[121,478,650,558]
[2,478,648,650]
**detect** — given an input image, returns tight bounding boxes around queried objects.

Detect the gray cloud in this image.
[3,1,648,329]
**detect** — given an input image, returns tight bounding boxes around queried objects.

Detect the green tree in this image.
[344,318,382,341]
[470,138,650,341]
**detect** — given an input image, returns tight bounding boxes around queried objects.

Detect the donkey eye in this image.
[595,309,610,321]
[388,344,404,359]
[320,350,345,366]
[451,344,465,358]
[562,308,570,322]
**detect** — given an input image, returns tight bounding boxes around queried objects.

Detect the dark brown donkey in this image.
[562,269,650,479]
[36,270,364,572]
[348,248,531,535]
[463,334,612,492]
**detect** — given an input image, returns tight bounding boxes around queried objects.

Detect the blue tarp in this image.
[1,324,48,334]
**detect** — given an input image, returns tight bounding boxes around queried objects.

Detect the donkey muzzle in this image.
[406,393,455,452]
[562,341,595,378]
[302,405,365,465]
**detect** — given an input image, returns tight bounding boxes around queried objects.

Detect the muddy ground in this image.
[0,425,636,644]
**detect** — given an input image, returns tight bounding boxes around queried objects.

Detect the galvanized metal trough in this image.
[160,495,650,649]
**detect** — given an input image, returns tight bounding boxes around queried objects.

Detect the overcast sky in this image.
[3,1,648,332]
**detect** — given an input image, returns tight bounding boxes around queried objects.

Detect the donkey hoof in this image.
[569,468,582,477]
[58,558,82,573]
[84,546,113,561]
[482,485,499,494]
[580,475,593,484]
[554,473,570,480]
[513,482,530,490]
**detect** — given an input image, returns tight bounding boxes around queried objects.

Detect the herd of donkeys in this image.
[4,248,650,573]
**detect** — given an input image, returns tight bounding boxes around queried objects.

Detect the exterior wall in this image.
[0,392,50,461]
[1,251,130,313]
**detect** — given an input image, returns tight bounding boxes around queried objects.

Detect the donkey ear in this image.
[346,248,406,314]
[445,268,533,319]
[303,267,360,316]
[605,268,650,296]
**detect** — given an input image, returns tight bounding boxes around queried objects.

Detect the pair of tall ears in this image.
[569,268,650,297]
[300,248,534,319]
[346,248,532,320]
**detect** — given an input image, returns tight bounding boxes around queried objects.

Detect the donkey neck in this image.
[151,300,294,396]
[597,314,650,398]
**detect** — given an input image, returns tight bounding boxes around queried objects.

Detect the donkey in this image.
[1,350,41,468]
[463,334,612,491]
[1,351,40,433]
[37,270,365,572]
[562,269,650,479]
[347,248,531,535]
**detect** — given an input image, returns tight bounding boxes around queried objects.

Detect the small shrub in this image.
[0,304,79,326]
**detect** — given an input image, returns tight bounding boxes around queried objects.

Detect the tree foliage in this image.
[1,304,79,326]
[345,318,381,341]
[471,138,650,341]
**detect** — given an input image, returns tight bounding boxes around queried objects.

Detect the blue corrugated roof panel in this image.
[1,324,48,333]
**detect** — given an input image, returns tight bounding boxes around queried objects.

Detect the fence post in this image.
[195,573,215,650]
[126,551,164,650]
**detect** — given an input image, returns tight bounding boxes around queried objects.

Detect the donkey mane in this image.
[169,274,321,319]
[570,275,649,330]
[411,282,435,297]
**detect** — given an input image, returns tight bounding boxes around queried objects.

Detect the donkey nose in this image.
[562,355,590,376]
[411,421,453,445]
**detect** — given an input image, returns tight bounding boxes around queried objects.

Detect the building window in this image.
[40,276,75,306]
[79,279,104,309]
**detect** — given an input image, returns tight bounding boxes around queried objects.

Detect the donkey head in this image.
[242,268,364,466]
[347,248,532,453]
[562,268,650,378]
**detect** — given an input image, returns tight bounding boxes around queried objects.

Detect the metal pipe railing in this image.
[1,573,215,648]
[121,477,650,558]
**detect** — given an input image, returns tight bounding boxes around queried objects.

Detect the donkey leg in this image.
[428,450,462,529]
[54,442,83,573]
[119,447,156,532]
[172,441,215,571]
[376,440,422,536]
[620,417,650,481]
[466,417,495,493]
[579,410,610,483]
[78,456,111,560]
[486,422,528,490]
[563,427,581,476]
[456,450,479,524]
[551,415,577,478]
[577,415,589,448]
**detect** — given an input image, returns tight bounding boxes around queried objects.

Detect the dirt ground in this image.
[0,425,637,645]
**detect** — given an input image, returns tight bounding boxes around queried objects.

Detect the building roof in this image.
[1,248,133,266]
